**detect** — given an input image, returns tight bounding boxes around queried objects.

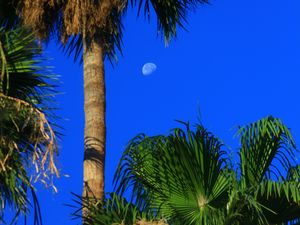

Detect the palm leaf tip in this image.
[132,0,210,43]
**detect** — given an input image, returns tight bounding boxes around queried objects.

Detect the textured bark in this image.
[83,37,106,200]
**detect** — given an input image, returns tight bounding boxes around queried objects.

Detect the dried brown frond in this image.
[135,219,169,225]
[19,0,126,44]
[20,0,62,40]
[0,94,59,178]
[63,0,125,38]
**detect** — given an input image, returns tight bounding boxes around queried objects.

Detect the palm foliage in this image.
[0,24,59,223]
[114,117,300,225]
[16,0,209,61]
[71,192,168,225]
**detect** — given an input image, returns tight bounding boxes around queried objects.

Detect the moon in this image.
[142,63,157,76]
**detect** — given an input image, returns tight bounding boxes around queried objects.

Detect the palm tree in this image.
[6,0,210,200]
[0,24,59,224]
[114,116,300,224]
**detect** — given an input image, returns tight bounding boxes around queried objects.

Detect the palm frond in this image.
[131,0,209,43]
[19,0,209,62]
[115,117,300,224]
[224,188,270,225]
[114,123,229,225]
[0,24,60,223]
[255,180,300,224]
[20,0,125,63]
[0,94,58,175]
[237,116,297,187]
[0,24,59,175]
[286,165,300,182]
[70,192,164,225]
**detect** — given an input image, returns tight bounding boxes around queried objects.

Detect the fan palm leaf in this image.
[114,117,300,225]
[115,123,230,225]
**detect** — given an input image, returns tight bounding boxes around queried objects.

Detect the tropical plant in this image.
[5,0,210,200]
[0,24,59,224]
[114,117,300,225]
[71,192,168,225]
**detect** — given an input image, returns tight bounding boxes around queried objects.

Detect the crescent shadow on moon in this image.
[142,63,157,76]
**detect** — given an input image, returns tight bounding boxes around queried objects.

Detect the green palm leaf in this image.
[0,24,59,223]
[115,123,229,225]
[70,192,164,225]
[254,180,300,224]
[114,117,300,225]
[237,116,297,187]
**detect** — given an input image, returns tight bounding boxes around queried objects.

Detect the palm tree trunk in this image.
[83,37,106,200]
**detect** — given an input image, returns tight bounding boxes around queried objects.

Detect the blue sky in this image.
[25,0,300,224]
